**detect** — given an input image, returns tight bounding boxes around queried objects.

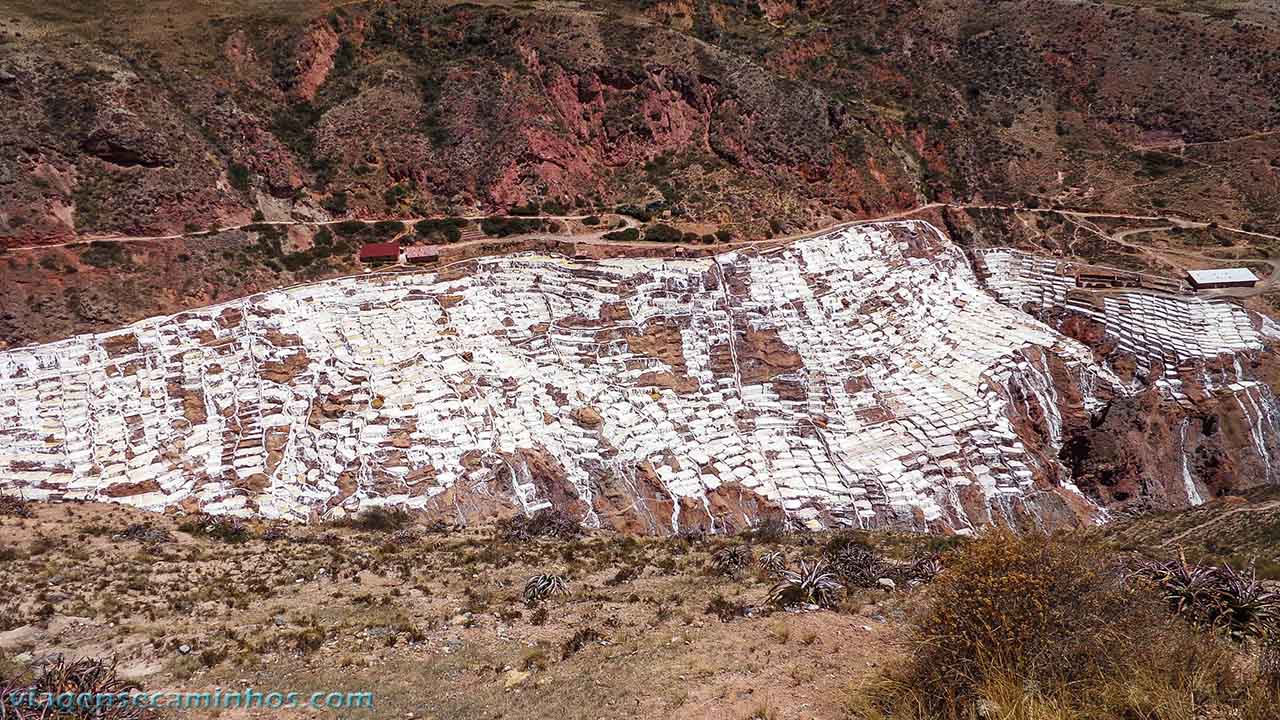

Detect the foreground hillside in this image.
[0,501,921,719]
[2,497,1279,719]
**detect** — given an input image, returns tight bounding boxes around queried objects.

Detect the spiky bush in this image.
[1,656,159,719]
[422,519,451,534]
[343,506,414,532]
[561,627,602,659]
[0,495,32,518]
[825,541,886,587]
[498,509,582,542]
[389,528,420,545]
[711,545,753,577]
[1206,562,1280,642]
[675,527,707,545]
[260,523,290,543]
[1136,555,1280,642]
[177,513,249,543]
[758,550,788,575]
[705,594,750,622]
[742,518,789,543]
[766,560,842,609]
[907,554,943,584]
[113,524,174,545]
[1262,637,1280,689]
[523,573,570,606]
[1135,554,1217,616]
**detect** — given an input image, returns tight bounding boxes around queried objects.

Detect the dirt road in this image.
[10,201,1279,295]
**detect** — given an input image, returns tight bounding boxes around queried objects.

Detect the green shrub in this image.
[323,191,348,215]
[480,217,552,237]
[333,220,368,236]
[616,204,653,223]
[79,241,130,269]
[415,218,466,243]
[372,220,404,237]
[603,228,640,242]
[336,507,413,532]
[383,184,411,207]
[281,251,314,271]
[643,223,683,243]
[228,163,251,192]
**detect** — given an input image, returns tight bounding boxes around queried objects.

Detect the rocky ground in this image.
[3,491,1280,718]
[0,500,941,719]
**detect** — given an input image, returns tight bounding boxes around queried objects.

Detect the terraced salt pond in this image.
[1,221,1275,531]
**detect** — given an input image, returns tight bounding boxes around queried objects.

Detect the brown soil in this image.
[0,502,918,719]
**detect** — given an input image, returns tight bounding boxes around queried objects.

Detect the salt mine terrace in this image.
[0,220,1277,534]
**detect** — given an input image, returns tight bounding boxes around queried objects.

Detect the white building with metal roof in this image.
[1186,268,1259,290]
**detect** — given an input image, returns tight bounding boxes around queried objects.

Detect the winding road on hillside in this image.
[10,201,1280,297]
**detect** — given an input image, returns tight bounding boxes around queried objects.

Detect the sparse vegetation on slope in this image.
[854,528,1280,720]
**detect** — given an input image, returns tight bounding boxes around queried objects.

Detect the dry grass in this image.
[0,502,915,719]
[9,502,1279,719]
[851,527,1280,720]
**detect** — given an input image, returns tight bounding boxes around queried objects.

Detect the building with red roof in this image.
[358,242,401,264]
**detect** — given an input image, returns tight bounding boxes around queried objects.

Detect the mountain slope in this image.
[1,0,1277,247]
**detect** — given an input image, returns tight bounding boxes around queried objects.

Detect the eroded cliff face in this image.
[978,249,1280,516]
[0,3,912,247]
[1,221,1274,532]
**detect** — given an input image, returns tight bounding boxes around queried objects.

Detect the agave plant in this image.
[1136,555,1280,642]
[825,543,886,588]
[523,573,570,606]
[758,551,788,575]
[711,545,753,577]
[1136,554,1226,623]
[766,560,842,609]
[907,554,943,584]
[0,494,32,518]
[1210,561,1280,642]
[1,656,158,719]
